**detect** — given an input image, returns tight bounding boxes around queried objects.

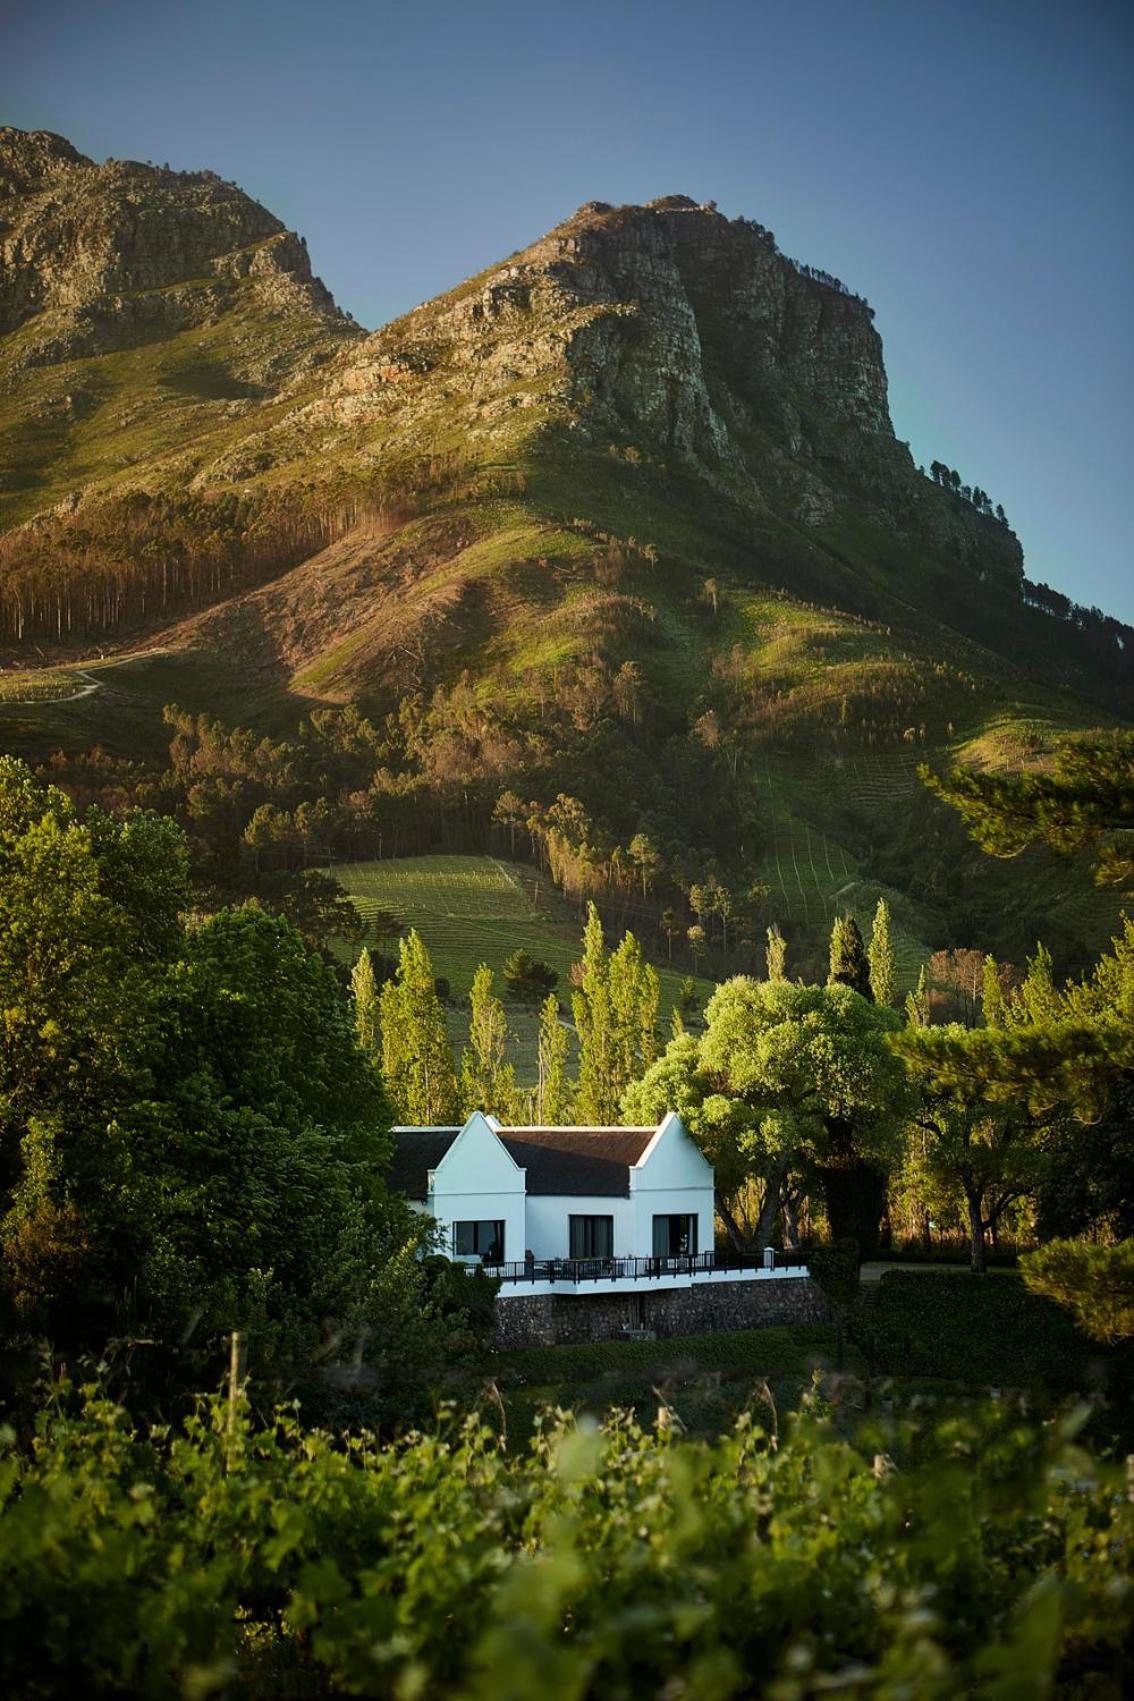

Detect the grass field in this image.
[334,854,716,1080]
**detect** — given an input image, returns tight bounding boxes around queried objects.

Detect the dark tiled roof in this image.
[499,1127,655,1196]
[388,1128,460,1199]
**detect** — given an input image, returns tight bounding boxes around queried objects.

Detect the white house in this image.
[389,1112,800,1297]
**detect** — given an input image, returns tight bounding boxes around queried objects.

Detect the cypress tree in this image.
[378,929,459,1125]
[829,914,872,999]
[868,900,896,1007]
[766,924,787,983]
[982,954,1006,1028]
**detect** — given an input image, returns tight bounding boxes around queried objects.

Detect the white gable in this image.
[630,1111,713,1191]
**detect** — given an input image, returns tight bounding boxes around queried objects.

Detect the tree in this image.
[627,832,661,899]
[502,947,558,1002]
[536,993,572,1124]
[461,965,518,1118]
[379,930,459,1125]
[350,946,381,1064]
[911,1097,1041,1271]
[828,914,872,999]
[921,731,1134,889]
[659,907,682,963]
[573,905,659,1122]
[868,899,896,1007]
[895,918,1134,1119]
[765,924,787,983]
[624,980,907,1251]
[1021,1239,1134,1345]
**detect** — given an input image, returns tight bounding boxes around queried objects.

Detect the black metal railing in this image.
[467,1249,810,1286]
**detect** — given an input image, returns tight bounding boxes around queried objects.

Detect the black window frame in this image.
[569,1214,614,1259]
[652,1213,698,1257]
[453,1219,506,1261]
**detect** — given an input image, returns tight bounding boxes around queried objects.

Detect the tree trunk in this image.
[753,1155,790,1251]
[967,1191,987,1273]
[715,1191,749,1253]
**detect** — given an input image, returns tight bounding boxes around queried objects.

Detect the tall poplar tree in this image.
[829,914,872,1000]
[536,993,572,1124]
[766,924,787,983]
[461,964,518,1117]
[868,900,896,1007]
[351,946,381,1064]
[379,930,459,1125]
[572,903,659,1122]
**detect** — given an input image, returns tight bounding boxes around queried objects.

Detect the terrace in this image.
[478,1247,811,1299]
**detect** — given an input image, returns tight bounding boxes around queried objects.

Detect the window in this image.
[569,1215,614,1259]
[652,1214,697,1257]
[453,1220,505,1262]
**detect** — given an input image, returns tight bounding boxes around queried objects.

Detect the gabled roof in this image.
[388,1128,461,1200]
[500,1127,656,1196]
[388,1121,659,1200]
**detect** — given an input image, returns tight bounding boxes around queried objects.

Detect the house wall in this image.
[630,1112,715,1256]
[524,1194,636,1260]
[491,1274,831,1348]
[427,1112,526,1263]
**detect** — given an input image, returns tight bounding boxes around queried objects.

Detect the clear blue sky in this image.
[5,0,1132,619]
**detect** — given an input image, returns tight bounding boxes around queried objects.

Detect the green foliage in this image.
[1021,1238,1134,1345]
[895,917,1134,1117]
[0,1381,1131,1700]
[868,898,896,1006]
[808,1238,862,1311]
[378,928,459,1124]
[923,730,1134,888]
[501,945,558,1001]
[0,758,478,1388]
[862,1271,1099,1388]
[572,903,659,1122]
[625,978,907,1250]
[765,922,787,982]
[350,945,381,1063]
[461,964,519,1117]
[829,912,872,998]
[535,992,572,1123]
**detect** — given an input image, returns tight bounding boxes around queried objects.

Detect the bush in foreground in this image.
[1,1380,1130,1699]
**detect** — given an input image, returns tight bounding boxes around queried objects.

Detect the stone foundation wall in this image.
[492,1276,831,1349]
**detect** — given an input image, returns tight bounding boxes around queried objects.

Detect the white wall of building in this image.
[425,1112,526,1263]
[524,1194,636,1260]
[630,1112,715,1256]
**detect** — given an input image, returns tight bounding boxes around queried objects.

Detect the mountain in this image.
[0,130,1128,977]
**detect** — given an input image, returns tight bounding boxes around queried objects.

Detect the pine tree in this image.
[829,914,872,999]
[379,929,459,1124]
[536,992,572,1123]
[461,963,518,1117]
[765,924,787,983]
[350,946,381,1062]
[868,900,896,1007]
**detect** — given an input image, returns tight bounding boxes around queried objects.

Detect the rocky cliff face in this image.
[0,128,348,355]
[323,195,1021,584]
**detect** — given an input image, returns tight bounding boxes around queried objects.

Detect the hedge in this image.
[860,1270,1102,1389]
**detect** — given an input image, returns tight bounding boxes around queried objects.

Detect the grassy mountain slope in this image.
[0,137,1128,976]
